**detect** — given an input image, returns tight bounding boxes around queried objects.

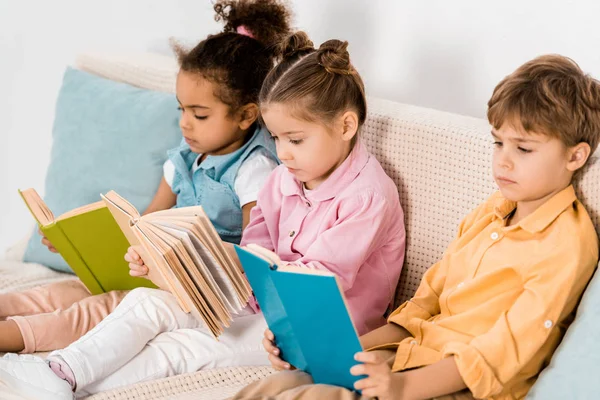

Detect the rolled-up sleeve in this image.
[388,259,448,325]
[442,241,596,398]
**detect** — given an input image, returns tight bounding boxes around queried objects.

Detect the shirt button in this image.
[490,232,499,240]
[544,320,553,329]
[410,340,418,345]
[289,230,296,238]
[457,282,465,289]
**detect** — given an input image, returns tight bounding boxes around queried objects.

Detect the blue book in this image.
[235,244,365,390]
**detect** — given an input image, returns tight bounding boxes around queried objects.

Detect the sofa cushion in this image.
[23,67,182,272]
[526,262,600,399]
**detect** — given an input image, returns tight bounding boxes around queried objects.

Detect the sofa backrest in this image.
[364,97,600,305]
[77,52,600,308]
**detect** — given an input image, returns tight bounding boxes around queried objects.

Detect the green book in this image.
[19,188,157,295]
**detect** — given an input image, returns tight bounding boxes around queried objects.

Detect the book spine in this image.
[42,223,105,295]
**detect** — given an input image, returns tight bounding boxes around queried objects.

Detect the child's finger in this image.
[262,337,280,355]
[132,264,149,274]
[41,237,58,253]
[354,351,383,364]
[353,376,378,391]
[129,263,148,277]
[264,329,275,341]
[268,353,291,371]
[359,386,383,398]
[350,363,367,376]
[125,247,144,264]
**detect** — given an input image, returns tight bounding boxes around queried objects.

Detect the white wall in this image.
[2,0,600,254]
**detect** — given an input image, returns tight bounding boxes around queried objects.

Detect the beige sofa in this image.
[1,53,599,399]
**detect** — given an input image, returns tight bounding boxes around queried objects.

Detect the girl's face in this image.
[176,70,253,156]
[262,103,357,190]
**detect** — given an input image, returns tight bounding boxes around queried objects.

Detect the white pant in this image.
[47,287,269,396]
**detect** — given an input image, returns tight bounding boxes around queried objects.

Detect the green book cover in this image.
[20,189,156,294]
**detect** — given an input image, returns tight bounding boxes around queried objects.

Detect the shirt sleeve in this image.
[388,259,447,325]
[163,159,175,188]
[387,198,493,325]
[286,190,392,292]
[234,149,279,206]
[441,239,597,398]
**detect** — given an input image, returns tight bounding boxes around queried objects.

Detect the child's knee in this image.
[123,287,170,305]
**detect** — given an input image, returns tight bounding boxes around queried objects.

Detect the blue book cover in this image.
[235,244,364,390]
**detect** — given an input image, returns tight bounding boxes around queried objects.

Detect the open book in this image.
[20,189,252,338]
[235,244,365,390]
[101,190,252,338]
[19,188,157,295]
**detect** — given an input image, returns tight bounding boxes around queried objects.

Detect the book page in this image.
[19,188,54,226]
[130,223,190,313]
[102,191,141,220]
[147,206,246,288]
[57,201,106,222]
[138,221,221,337]
[152,219,243,314]
[145,222,231,327]
[147,215,250,303]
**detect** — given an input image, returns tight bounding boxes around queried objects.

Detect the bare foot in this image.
[0,320,25,352]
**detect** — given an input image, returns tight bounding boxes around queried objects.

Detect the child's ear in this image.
[566,142,592,172]
[339,111,359,143]
[237,103,260,130]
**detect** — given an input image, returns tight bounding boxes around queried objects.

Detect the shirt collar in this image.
[493,185,577,233]
[280,140,370,202]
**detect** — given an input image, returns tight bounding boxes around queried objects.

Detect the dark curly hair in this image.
[173,0,292,115]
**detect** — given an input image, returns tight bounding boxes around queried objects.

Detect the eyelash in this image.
[493,141,531,153]
[177,107,207,120]
[271,137,303,145]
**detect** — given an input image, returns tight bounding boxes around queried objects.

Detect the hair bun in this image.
[316,40,354,75]
[278,31,315,60]
[214,0,291,49]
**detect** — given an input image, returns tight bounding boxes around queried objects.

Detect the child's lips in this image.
[496,176,517,185]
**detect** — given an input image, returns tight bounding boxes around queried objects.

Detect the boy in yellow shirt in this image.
[235,54,600,400]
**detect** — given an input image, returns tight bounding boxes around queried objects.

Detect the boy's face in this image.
[492,123,574,206]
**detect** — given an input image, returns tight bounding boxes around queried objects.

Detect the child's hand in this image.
[125,246,149,278]
[263,328,295,371]
[39,228,58,253]
[351,351,404,400]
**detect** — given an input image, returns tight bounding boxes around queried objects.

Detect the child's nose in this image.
[276,145,292,161]
[179,115,192,131]
[277,149,292,161]
[497,150,513,169]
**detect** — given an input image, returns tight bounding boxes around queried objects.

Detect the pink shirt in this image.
[241,141,406,335]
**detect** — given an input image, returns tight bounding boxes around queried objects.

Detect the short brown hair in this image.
[487,54,600,156]
[259,32,367,134]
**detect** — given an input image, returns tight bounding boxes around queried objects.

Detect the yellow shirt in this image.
[381,186,598,399]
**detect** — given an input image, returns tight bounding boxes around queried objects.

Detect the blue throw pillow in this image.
[527,265,600,399]
[23,67,182,272]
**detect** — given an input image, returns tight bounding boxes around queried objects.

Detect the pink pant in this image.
[0,280,128,353]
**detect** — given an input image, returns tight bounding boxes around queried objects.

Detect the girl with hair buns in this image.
[0,1,292,399]
[236,30,406,396]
